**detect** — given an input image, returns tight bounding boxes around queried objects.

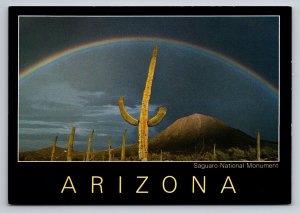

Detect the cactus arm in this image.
[118,96,139,126]
[148,106,167,127]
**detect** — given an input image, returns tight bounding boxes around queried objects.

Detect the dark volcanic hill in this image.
[148,113,256,153]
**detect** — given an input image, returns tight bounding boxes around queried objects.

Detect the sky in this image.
[18,16,279,151]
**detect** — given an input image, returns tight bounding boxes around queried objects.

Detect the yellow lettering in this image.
[61,176,76,193]
[221,176,236,193]
[119,176,122,194]
[192,176,206,193]
[136,176,149,193]
[92,176,103,193]
[162,176,177,193]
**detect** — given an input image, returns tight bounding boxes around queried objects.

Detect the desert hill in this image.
[148,113,256,153]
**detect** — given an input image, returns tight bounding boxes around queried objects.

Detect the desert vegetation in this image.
[19,125,278,161]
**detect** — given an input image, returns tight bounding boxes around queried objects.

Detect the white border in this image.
[1,0,298,212]
[17,15,281,163]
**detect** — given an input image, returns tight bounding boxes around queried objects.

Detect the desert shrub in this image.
[227,147,246,160]
[215,150,230,161]
[261,146,278,161]
[244,147,256,160]
[200,152,214,161]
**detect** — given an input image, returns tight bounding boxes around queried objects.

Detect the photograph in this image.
[18,15,279,162]
[8,6,291,205]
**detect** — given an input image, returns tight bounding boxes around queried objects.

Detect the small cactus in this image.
[119,47,167,161]
[92,149,95,161]
[213,143,216,160]
[121,129,127,161]
[67,127,76,161]
[51,136,58,161]
[86,129,94,161]
[160,149,163,161]
[257,130,261,161]
[108,136,112,161]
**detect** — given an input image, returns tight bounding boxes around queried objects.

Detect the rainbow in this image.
[19,37,278,96]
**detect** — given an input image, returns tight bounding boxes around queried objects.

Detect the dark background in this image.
[9,6,291,205]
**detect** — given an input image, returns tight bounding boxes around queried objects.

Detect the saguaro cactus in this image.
[257,130,261,161]
[92,149,95,161]
[86,129,94,161]
[67,127,76,161]
[121,129,127,161]
[160,149,163,161]
[108,136,112,161]
[213,143,216,160]
[118,47,167,161]
[51,136,58,161]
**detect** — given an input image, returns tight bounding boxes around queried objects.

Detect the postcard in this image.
[8,6,291,204]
